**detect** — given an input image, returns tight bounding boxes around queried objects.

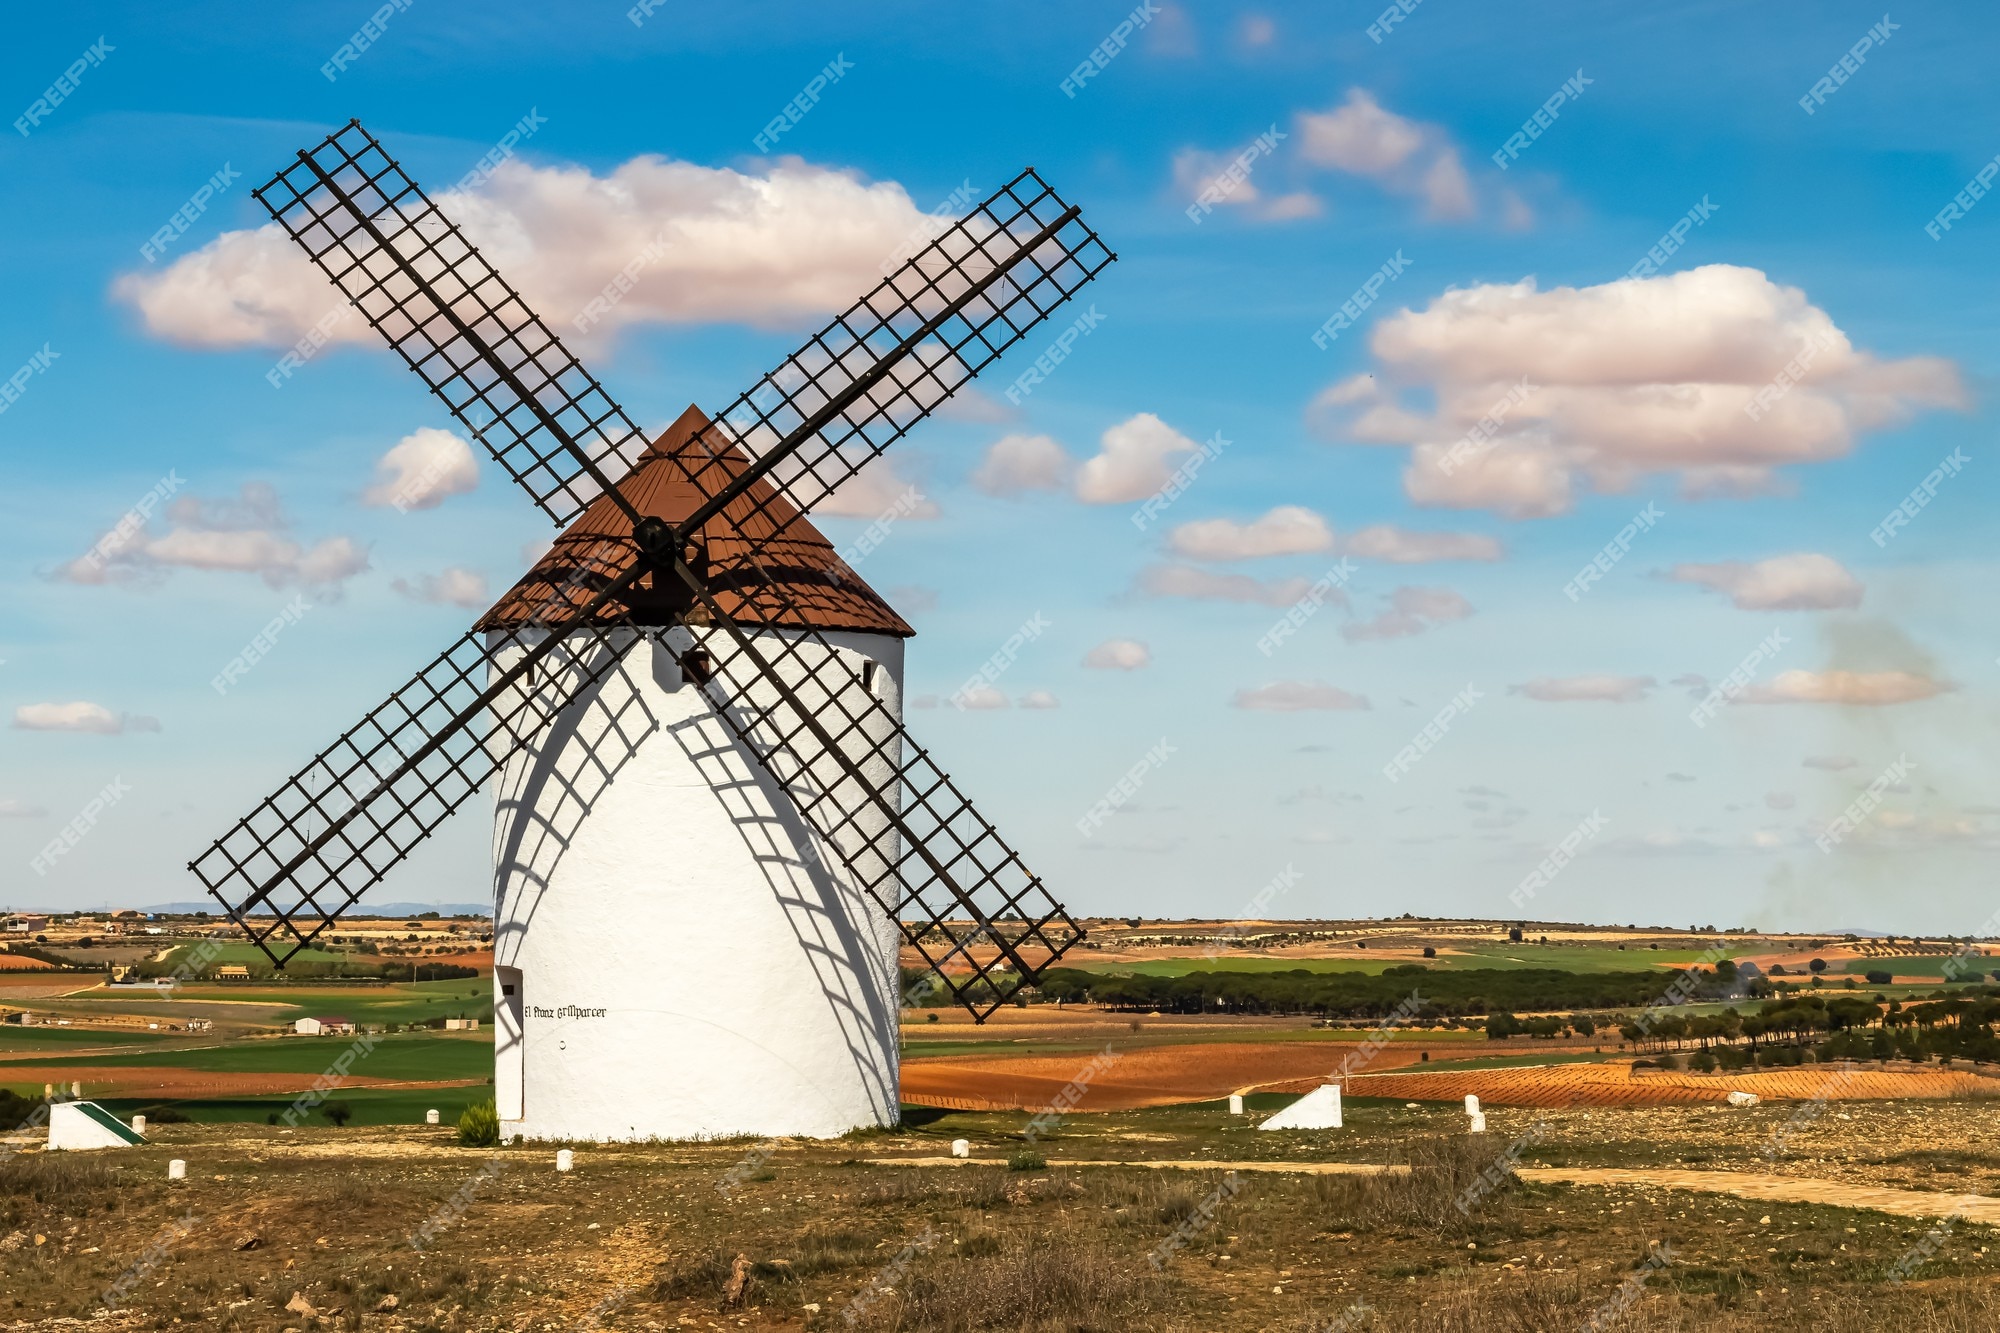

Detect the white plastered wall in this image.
[488,625,905,1142]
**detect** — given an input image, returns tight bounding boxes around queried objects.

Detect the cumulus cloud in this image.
[1166,505,1333,560]
[1018,690,1061,709]
[1310,265,1965,518]
[114,154,952,350]
[1233,681,1371,711]
[1341,524,1503,563]
[361,428,479,511]
[1666,553,1863,611]
[1171,143,1322,224]
[972,433,1073,497]
[14,702,160,734]
[1344,585,1473,642]
[51,482,369,594]
[1083,639,1151,670]
[810,457,939,520]
[392,567,491,610]
[1512,675,1656,703]
[0,798,45,818]
[1075,414,1201,504]
[1736,670,1950,706]
[1135,564,1316,607]
[953,684,1009,710]
[1294,89,1479,221]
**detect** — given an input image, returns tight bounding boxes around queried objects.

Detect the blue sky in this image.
[4,1,1997,934]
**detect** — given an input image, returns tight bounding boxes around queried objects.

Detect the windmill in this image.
[188,122,1113,1140]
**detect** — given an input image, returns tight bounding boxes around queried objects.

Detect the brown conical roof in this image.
[475,404,914,638]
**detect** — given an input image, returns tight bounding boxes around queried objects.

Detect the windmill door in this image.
[495,966,525,1120]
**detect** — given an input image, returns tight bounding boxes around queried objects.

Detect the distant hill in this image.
[136,901,492,919]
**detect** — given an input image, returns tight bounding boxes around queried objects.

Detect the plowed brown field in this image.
[1261,1061,2000,1107]
[902,1041,1428,1111]
[0,955,58,971]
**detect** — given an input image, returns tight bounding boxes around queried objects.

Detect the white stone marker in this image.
[69,1081,80,1098]
[131,1115,146,1135]
[950,1139,970,1159]
[167,1160,186,1180]
[1258,1083,1341,1131]
[425,1109,440,1125]
[1228,1094,1245,1115]
[1726,1090,1760,1107]
[556,1148,574,1172]
[1468,1110,1487,1134]
[1464,1094,1480,1116]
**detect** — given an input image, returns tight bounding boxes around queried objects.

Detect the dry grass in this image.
[0,1153,119,1201]
[879,1233,1168,1332]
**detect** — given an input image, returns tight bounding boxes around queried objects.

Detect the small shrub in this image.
[321,1100,353,1128]
[457,1098,501,1147]
[1007,1150,1046,1172]
[133,1104,190,1124]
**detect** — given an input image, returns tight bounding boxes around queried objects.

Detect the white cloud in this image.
[114,154,953,350]
[392,567,491,610]
[1311,265,1965,518]
[1343,585,1473,642]
[52,482,369,593]
[1294,89,1479,221]
[1341,524,1503,564]
[1170,145,1322,224]
[14,702,160,734]
[887,584,939,615]
[1075,414,1201,504]
[810,457,939,520]
[1135,564,1315,607]
[1737,670,1951,706]
[1666,553,1862,611]
[1019,690,1061,709]
[954,685,1009,710]
[1166,506,1333,561]
[972,433,1073,497]
[0,798,45,818]
[361,428,479,511]
[1512,675,1656,703]
[1240,14,1276,45]
[1233,681,1371,711]
[1084,639,1151,670]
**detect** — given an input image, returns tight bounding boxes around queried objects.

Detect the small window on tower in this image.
[861,661,879,694]
[501,984,516,997]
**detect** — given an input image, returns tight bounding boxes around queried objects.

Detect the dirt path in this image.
[865,1156,2000,1224]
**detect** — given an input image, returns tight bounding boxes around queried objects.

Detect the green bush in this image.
[1007,1150,1046,1172]
[458,1097,501,1147]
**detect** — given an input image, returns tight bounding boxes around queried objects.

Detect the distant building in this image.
[3,915,49,933]
[294,1015,356,1036]
[216,965,251,981]
[444,1017,481,1031]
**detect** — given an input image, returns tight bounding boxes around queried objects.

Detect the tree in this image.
[1572,1015,1597,1037]
[1422,946,1437,959]
[1808,958,1827,974]
[1507,926,1524,943]
[321,1101,353,1128]
[1865,970,1893,986]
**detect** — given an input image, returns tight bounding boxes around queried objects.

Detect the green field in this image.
[0,1025,181,1052]
[61,977,493,1027]
[92,1085,490,1128]
[1083,942,1716,978]
[0,1031,491,1081]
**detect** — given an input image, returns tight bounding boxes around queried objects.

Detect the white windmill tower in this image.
[189,122,1112,1141]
